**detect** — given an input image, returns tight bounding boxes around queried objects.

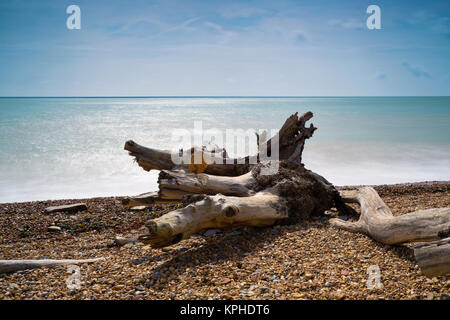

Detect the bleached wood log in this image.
[124,141,174,172]
[123,169,256,206]
[414,238,450,277]
[125,111,316,176]
[117,191,288,248]
[330,187,450,244]
[0,258,104,274]
[159,170,255,197]
[125,140,237,175]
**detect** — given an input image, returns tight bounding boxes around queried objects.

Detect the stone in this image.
[334,290,346,300]
[129,206,148,212]
[304,273,314,280]
[47,225,61,232]
[292,292,304,299]
[205,229,221,236]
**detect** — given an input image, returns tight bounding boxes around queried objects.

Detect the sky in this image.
[0,0,449,96]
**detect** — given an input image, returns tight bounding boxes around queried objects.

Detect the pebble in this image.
[204,229,220,236]
[0,182,448,300]
[47,225,61,232]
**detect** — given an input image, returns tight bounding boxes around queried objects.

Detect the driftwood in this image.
[330,187,450,244]
[119,111,450,277]
[119,112,339,247]
[414,238,450,277]
[123,111,315,177]
[0,258,103,274]
[330,187,450,277]
[44,203,87,214]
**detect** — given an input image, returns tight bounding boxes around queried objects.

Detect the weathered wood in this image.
[0,258,104,274]
[414,238,450,277]
[119,161,339,247]
[125,111,316,176]
[122,191,178,207]
[120,111,450,280]
[117,191,288,248]
[44,203,87,214]
[330,187,450,244]
[159,170,255,197]
[119,112,341,247]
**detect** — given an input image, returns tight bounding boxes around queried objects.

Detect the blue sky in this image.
[0,0,449,96]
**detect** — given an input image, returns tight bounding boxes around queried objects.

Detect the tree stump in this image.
[119,112,341,247]
[118,111,450,277]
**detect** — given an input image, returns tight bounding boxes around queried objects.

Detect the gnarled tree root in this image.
[118,112,338,248]
[330,187,450,244]
[330,187,450,277]
[120,111,449,278]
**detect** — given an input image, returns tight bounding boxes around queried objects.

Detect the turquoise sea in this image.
[0,97,449,203]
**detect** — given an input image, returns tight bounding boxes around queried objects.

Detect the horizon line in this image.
[1,95,449,99]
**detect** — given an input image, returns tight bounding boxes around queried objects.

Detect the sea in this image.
[0,97,449,203]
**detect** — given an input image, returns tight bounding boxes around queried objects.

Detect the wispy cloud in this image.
[203,21,235,40]
[108,18,165,36]
[1,0,449,96]
[406,11,450,35]
[402,62,431,78]
[328,19,365,30]
[166,17,201,33]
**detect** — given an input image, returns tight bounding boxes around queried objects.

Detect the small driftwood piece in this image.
[44,203,88,214]
[0,258,104,274]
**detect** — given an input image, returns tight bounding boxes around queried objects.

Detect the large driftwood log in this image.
[0,258,103,274]
[120,111,450,277]
[137,191,287,248]
[119,112,340,246]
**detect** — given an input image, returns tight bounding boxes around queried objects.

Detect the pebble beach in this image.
[0,182,449,300]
